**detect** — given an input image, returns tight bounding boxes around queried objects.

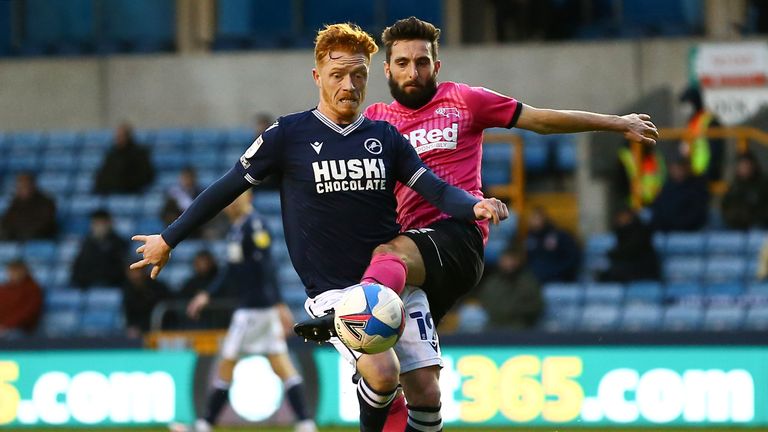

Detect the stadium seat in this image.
[9,131,45,150]
[85,287,123,310]
[282,283,307,308]
[39,310,80,337]
[6,151,39,172]
[72,174,93,193]
[189,128,224,147]
[552,135,577,171]
[80,310,123,335]
[225,127,254,147]
[42,150,78,172]
[706,231,746,255]
[62,216,90,237]
[664,256,704,283]
[579,304,621,331]
[0,242,20,263]
[702,304,745,331]
[136,217,165,235]
[625,281,663,304]
[663,304,703,331]
[152,151,188,170]
[744,304,768,331]
[67,195,104,217]
[82,129,113,149]
[188,152,221,170]
[620,304,663,331]
[540,304,581,332]
[703,256,747,284]
[745,283,768,303]
[585,233,616,257]
[31,266,54,287]
[522,134,550,173]
[482,143,513,186]
[142,193,166,217]
[665,282,703,299]
[106,195,142,217]
[664,232,705,256]
[278,264,302,286]
[37,171,73,194]
[584,283,624,304]
[77,151,104,171]
[169,240,206,262]
[163,266,192,290]
[386,0,442,25]
[704,282,744,298]
[46,130,80,150]
[22,240,58,265]
[542,283,583,306]
[112,217,135,238]
[457,303,489,332]
[197,169,222,187]
[46,288,83,310]
[652,232,666,254]
[484,237,506,267]
[746,230,767,254]
[52,265,72,287]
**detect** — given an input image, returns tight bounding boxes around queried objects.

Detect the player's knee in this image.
[402,370,441,406]
[409,382,441,407]
[372,242,401,257]
[362,358,400,391]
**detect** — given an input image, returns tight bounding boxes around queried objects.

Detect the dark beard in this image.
[388,75,438,109]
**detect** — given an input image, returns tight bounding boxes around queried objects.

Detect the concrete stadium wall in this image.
[0,39,697,131]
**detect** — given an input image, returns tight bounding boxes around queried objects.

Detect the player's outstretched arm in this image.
[515,104,659,145]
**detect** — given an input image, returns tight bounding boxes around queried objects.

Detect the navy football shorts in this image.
[401,218,485,324]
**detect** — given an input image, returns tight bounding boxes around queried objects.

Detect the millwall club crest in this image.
[364,138,383,155]
[435,107,460,118]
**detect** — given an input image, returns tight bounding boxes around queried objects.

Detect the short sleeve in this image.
[389,124,428,187]
[461,84,522,130]
[235,120,283,185]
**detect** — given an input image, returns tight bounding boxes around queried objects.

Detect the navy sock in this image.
[357,378,396,432]
[405,404,443,432]
[285,376,310,421]
[203,379,230,425]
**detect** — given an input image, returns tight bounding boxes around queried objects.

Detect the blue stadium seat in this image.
[665,282,703,299]
[171,240,206,262]
[542,283,583,306]
[80,310,123,335]
[58,239,81,265]
[272,241,290,262]
[197,169,222,187]
[484,237,506,267]
[46,288,83,310]
[72,174,93,193]
[142,193,166,217]
[136,217,165,234]
[42,150,78,172]
[579,304,621,331]
[85,287,123,309]
[264,215,284,239]
[77,151,104,171]
[744,305,768,331]
[584,283,624,304]
[225,127,254,147]
[704,282,744,298]
[46,130,81,150]
[189,152,221,170]
[82,129,113,149]
[152,128,188,147]
[745,283,768,303]
[6,151,39,172]
[663,304,703,331]
[210,241,228,262]
[0,242,21,263]
[52,265,72,287]
[40,310,80,337]
[625,281,663,304]
[163,266,192,290]
[747,230,767,254]
[31,266,54,287]
[664,256,704,283]
[746,258,760,283]
[282,283,307,308]
[386,0,442,25]
[190,128,224,147]
[101,0,174,51]
[304,0,375,36]
[253,191,281,214]
[106,195,142,217]
[552,135,577,171]
[620,304,663,331]
[703,256,746,284]
[23,240,57,265]
[482,144,514,186]
[112,217,136,238]
[457,303,489,332]
[37,171,73,194]
[541,304,581,332]
[652,232,666,254]
[152,151,188,170]
[522,134,550,173]
[68,195,104,215]
[702,304,745,331]
[706,231,746,256]
[664,232,705,256]
[9,131,45,150]
[62,216,90,237]
[586,233,616,257]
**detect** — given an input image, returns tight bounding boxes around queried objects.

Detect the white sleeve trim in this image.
[406,167,427,188]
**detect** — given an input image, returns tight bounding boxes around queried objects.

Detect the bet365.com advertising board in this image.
[315,346,768,427]
[0,350,195,428]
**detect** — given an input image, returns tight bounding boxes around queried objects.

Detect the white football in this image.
[333,283,406,354]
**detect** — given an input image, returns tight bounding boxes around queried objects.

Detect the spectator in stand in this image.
[161,167,204,227]
[477,248,543,330]
[71,209,128,289]
[525,207,582,283]
[721,152,768,230]
[177,250,220,300]
[94,122,155,194]
[599,207,660,282]
[679,85,725,181]
[0,260,43,338]
[254,112,275,136]
[650,156,710,232]
[0,172,57,241]
[122,266,171,336]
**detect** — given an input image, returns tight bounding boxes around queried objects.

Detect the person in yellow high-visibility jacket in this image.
[616,142,666,208]
[679,85,724,181]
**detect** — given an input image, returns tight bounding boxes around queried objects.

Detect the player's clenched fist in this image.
[130,234,172,279]
[473,198,509,224]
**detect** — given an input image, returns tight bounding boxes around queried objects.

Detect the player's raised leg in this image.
[356,350,401,432]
